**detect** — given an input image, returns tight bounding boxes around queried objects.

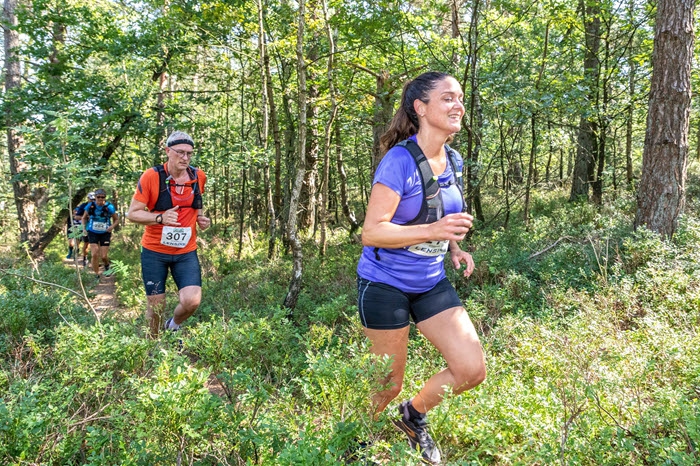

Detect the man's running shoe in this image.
[392,401,441,465]
[164,317,175,331]
[164,317,183,350]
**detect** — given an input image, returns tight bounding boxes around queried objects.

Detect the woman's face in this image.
[415,77,465,136]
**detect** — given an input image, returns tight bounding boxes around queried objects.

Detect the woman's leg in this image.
[363,326,410,415]
[412,306,486,413]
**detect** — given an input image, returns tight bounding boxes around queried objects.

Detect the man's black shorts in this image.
[87,231,111,246]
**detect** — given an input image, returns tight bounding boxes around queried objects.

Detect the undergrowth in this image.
[1,187,699,465]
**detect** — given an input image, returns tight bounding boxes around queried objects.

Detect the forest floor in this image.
[60,254,227,397]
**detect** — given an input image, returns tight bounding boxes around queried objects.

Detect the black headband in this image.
[167,139,194,148]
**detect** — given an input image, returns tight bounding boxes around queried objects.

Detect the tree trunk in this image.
[319,0,339,256]
[592,32,612,206]
[37,16,68,231]
[524,114,537,226]
[559,146,564,186]
[569,0,601,201]
[450,0,462,68]
[283,0,307,313]
[152,60,170,166]
[224,91,231,221]
[4,0,39,245]
[299,1,320,233]
[335,123,360,237]
[524,21,549,226]
[463,0,485,222]
[257,0,277,260]
[371,70,393,175]
[545,120,553,184]
[300,97,319,234]
[697,116,700,162]
[625,0,636,187]
[237,169,247,260]
[634,0,695,238]
[267,61,284,217]
[591,126,605,205]
[280,90,297,250]
[350,65,417,175]
[626,60,635,184]
[498,119,512,228]
[236,76,247,256]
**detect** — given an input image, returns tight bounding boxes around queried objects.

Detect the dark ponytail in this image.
[379,71,450,154]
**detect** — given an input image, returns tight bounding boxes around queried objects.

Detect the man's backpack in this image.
[74,202,88,217]
[152,165,203,211]
[87,201,114,217]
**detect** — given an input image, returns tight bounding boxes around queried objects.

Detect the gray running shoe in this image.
[392,401,441,465]
[164,317,177,331]
[164,317,183,350]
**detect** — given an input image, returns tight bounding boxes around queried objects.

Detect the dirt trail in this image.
[62,257,119,313]
[91,273,119,313]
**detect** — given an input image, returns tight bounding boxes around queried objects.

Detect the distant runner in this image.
[74,192,95,266]
[81,188,118,278]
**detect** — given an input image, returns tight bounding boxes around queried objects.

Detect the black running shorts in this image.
[356,276,463,330]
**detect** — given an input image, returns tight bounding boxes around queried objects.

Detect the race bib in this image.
[407,240,449,257]
[92,221,108,232]
[160,226,192,248]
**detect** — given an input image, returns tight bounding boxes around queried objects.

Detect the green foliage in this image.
[0,260,93,354]
[0,288,59,349]
[6,184,700,465]
[188,310,299,380]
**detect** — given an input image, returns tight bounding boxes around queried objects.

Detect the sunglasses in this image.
[96,196,106,199]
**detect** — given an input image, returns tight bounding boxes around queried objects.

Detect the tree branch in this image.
[528,236,574,259]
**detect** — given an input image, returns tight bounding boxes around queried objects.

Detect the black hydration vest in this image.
[397,139,465,225]
[153,164,203,211]
[373,139,466,260]
[87,201,114,218]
